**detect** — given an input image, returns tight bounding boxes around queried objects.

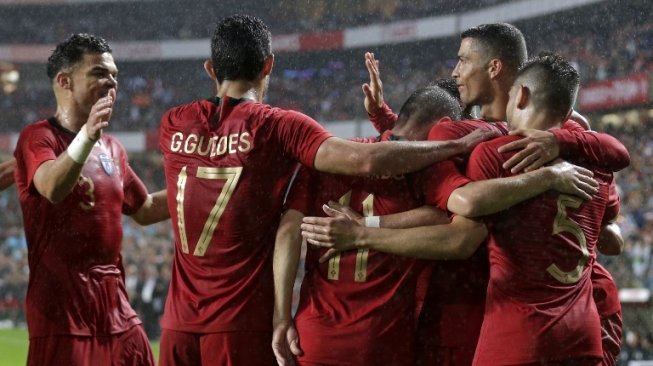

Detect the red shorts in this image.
[27,324,154,366]
[600,311,623,366]
[159,329,276,366]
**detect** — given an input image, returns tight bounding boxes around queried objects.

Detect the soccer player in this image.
[360,24,629,366]
[13,33,169,366]
[157,15,493,366]
[0,158,15,190]
[302,52,621,366]
[274,85,467,366]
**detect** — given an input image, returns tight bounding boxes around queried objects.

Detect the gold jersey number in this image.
[175,166,242,256]
[547,194,590,284]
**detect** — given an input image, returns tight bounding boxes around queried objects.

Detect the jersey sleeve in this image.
[15,125,58,189]
[368,102,398,133]
[421,160,471,210]
[111,139,148,215]
[270,109,333,168]
[552,128,630,172]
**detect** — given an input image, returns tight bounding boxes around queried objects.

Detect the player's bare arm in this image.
[33,93,114,203]
[130,189,170,225]
[499,128,630,173]
[598,222,624,256]
[302,209,487,261]
[325,200,449,229]
[272,209,304,366]
[313,128,499,176]
[447,160,599,217]
[0,158,16,191]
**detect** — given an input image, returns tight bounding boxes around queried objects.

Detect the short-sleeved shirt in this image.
[467,135,615,365]
[14,118,148,337]
[290,130,463,366]
[158,96,332,333]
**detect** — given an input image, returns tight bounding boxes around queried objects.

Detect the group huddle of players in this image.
[5,12,631,366]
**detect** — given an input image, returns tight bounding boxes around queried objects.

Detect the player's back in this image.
[292,131,429,366]
[469,135,610,365]
[159,96,331,333]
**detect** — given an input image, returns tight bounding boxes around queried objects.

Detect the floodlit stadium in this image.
[0,0,652,365]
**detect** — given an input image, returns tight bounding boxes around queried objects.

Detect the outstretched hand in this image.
[498,129,559,173]
[549,160,599,201]
[272,320,303,366]
[85,88,116,141]
[362,52,385,116]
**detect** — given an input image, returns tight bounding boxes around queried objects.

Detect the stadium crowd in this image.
[0,0,651,132]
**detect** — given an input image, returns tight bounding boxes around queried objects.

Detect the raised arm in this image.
[313,128,497,176]
[361,52,397,133]
[34,94,113,203]
[0,158,16,191]
[272,209,304,366]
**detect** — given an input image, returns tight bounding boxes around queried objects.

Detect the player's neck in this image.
[54,104,86,133]
[216,80,262,102]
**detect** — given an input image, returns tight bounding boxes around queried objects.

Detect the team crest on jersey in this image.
[99,153,114,176]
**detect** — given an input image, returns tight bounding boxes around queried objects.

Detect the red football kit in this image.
[158,96,331,364]
[288,130,470,366]
[14,117,153,365]
[467,135,616,365]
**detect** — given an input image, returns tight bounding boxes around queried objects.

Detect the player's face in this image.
[69,52,118,115]
[452,38,492,108]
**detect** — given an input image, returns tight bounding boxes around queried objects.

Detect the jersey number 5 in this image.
[547,194,590,284]
[176,166,242,256]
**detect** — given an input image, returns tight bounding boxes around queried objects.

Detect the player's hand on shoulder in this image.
[459,128,501,153]
[85,89,116,141]
[362,52,385,116]
[499,128,559,173]
[547,160,599,201]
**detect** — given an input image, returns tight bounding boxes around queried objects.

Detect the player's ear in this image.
[516,85,529,109]
[262,54,274,76]
[55,71,72,90]
[203,59,217,81]
[437,116,453,124]
[488,58,502,80]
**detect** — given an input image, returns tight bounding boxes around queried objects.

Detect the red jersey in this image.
[290,131,466,366]
[416,119,509,359]
[467,135,615,365]
[14,118,148,337]
[159,96,331,333]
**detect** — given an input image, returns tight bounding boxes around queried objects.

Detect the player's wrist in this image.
[364,216,380,228]
[66,126,95,164]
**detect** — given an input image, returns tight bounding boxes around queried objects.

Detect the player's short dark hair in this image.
[430,78,473,119]
[461,23,527,73]
[211,14,272,83]
[46,33,112,80]
[397,85,462,127]
[516,51,580,120]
